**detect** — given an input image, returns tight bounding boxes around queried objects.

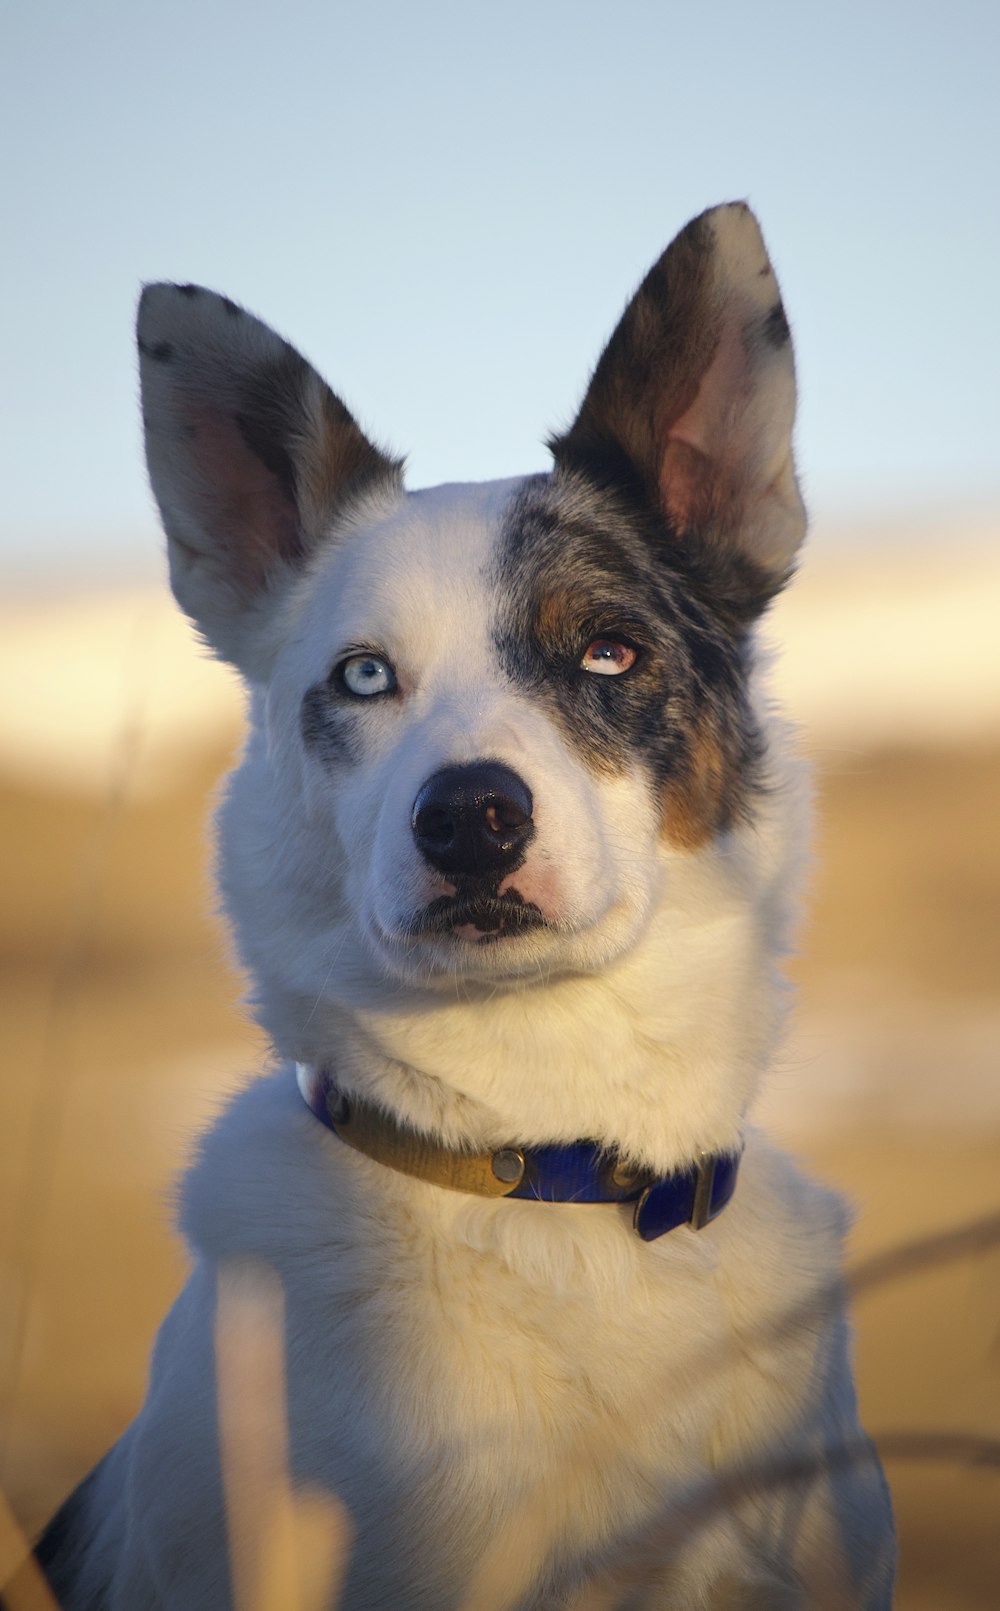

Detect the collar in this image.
[296,1063,740,1242]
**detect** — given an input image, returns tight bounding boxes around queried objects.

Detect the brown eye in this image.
[580,639,638,676]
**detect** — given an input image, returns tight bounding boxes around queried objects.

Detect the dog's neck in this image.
[284,896,779,1178]
[295,1060,741,1241]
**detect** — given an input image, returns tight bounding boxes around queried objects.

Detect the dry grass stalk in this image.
[215,1258,352,1611]
[0,1490,60,1611]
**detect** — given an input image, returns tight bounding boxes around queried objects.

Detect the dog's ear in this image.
[138,284,402,671]
[550,202,805,616]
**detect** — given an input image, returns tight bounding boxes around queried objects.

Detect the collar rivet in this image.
[491,1148,525,1185]
[611,1161,641,1190]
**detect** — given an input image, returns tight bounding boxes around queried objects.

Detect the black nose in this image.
[411,762,534,879]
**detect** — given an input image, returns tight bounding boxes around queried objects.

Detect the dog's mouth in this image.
[407,888,547,945]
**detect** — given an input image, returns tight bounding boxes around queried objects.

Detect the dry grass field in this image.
[1,541,998,1607]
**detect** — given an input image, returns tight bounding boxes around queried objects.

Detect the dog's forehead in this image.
[306,476,527,645]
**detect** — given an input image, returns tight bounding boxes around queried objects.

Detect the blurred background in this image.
[1,3,998,1606]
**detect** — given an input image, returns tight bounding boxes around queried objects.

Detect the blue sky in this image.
[3,0,998,583]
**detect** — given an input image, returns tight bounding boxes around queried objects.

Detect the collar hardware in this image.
[689,1152,718,1231]
[296,1063,739,1242]
[491,1148,526,1186]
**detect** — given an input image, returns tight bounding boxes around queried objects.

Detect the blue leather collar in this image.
[296,1063,740,1242]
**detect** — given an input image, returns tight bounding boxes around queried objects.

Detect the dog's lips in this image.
[408,889,547,945]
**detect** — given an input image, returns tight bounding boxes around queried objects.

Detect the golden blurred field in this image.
[1,547,999,1608]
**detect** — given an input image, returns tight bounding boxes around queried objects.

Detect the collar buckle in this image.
[688,1151,718,1231]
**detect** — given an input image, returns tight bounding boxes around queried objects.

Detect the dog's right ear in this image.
[138,285,402,673]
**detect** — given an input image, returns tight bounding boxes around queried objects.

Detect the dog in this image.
[27,202,895,1608]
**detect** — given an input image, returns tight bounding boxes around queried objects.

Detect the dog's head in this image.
[139,203,805,1064]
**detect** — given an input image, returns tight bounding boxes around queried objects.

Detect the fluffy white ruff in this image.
[68,1078,894,1609]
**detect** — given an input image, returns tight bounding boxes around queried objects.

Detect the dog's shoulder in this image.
[178,1069,336,1263]
[708,1127,857,1424]
[728,1125,851,1256]
[715,1126,851,1317]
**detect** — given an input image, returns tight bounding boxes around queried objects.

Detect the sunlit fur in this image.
[34,205,895,1609]
[218,478,793,1173]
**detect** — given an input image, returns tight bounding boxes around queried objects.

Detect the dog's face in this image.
[139,203,805,1035]
[266,475,669,986]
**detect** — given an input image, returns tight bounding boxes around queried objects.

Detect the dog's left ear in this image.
[550,202,805,616]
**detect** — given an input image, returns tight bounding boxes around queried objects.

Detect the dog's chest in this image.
[278,1184,732,1570]
[189,1078,740,1484]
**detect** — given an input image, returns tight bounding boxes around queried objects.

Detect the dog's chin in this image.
[368,884,651,987]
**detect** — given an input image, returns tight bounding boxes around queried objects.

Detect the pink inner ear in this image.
[186,405,302,595]
[659,317,750,530]
[666,317,746,457]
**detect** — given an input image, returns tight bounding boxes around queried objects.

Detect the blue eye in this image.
[338,654,397,697]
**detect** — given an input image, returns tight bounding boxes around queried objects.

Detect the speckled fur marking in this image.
[300,680,362,765]
[494,471,764,844]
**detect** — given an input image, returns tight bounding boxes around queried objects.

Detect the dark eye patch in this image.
[301,681,362,764]
[493,473,764,841]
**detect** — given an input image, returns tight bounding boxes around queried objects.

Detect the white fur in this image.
[49,210,895,1608]
[54,477,896,1610]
